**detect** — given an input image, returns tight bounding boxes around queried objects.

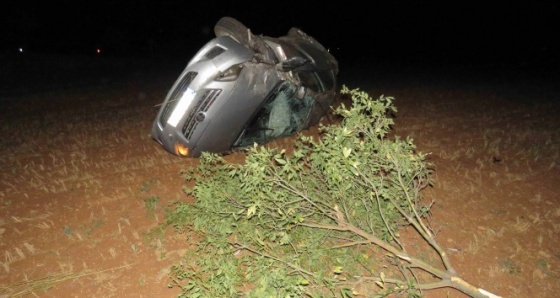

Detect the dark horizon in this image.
[3,2,558,68]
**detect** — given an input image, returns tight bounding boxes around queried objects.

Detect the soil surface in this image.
[1,55,559,297]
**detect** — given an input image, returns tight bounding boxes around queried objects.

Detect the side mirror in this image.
[296,86,306,100]
[277,56,308,71]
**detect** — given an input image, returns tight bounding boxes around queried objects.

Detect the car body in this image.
[151,17,338,157]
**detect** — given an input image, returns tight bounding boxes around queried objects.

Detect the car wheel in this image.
[288,27,327,51]
[214,17,250,46]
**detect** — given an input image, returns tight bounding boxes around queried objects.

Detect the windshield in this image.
[234,82,313,148]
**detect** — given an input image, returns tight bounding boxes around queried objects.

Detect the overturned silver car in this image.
[151,17,338,157]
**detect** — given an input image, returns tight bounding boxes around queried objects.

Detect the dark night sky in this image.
[2,1,559,69]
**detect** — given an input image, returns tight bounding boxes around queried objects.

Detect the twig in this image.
[1,263,133,297]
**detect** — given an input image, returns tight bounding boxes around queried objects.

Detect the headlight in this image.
[215,64,243,81]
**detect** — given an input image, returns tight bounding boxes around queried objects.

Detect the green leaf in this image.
[247,205,257,218]
[298,278,309,286]
[343,147,352,158]
[275,158,287,165]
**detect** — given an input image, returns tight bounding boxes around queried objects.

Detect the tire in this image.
[214,17,250,45]
[288,27,326,51]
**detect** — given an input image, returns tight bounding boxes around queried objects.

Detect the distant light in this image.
[96,48,101,54]
[18,48,23,53]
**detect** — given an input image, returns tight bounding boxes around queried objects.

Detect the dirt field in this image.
[1,56,559,297]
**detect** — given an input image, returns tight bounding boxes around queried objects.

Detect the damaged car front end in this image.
[151,17,338,157]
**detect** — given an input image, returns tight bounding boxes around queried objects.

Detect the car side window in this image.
[234,82,313,148]
[297,71,322,93]
[317,70,336,91]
